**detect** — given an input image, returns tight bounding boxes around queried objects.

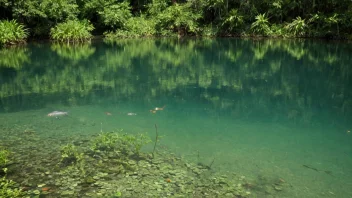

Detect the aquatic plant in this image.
[0,147,24,197]
[112,191,122,197]
[60,143,87,176]
[60,144,84,166]
[119,133,152,155]
[90,132,121,154]
[0,177,25,197]
[0,147,9,168]
[90,131,151,157]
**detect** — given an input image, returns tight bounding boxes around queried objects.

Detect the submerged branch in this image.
[152,124,158,158]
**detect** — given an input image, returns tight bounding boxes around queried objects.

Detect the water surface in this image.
[1,38,351,197]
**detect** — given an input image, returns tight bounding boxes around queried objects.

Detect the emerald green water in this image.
[1,38,352,197]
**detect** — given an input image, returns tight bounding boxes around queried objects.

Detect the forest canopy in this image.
[0,0,351,42]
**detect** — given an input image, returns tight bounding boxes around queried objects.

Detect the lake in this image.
[0,38,351,197]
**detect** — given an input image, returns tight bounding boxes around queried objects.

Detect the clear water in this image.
[0,38,352,197]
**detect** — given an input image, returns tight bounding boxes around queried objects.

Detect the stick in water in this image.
[100,122,103,132]
[152,124,158,158]
[208,158,215,169]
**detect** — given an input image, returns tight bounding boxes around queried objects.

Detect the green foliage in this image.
[90,132,121,153]
[305,13,342,37]
[201,24,219,37]
[104,30,140,39]
[113,191,122,197]
[324,13,341,36]
[267,0,284,23]
[119,133,152,155]
[156,3,201,36]
[0,177,25,198]
[0,0,351,39]
[206,0,229,21]
[60,144,84,166]
[124,16,156,37]
[12,0,78,21]
[50,20,94,42]
[251,13,271,36]
[10,0,79,37]
[60,143,87,176]
[38,0,79,21]
[147,0,169,16]
[0,147,24,197]
[0,147,9,167]
[221,9,244,34]
[0,20,28,45]
[269,24,285,37]
[90,131,151,156]
[285,16,307,37]
[104,16,156,38]
[97,1,132,28]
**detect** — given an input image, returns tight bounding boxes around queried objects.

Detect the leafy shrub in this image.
[147,0,169,16]
[270,24,286,37]
[104,16,156,39]
[251,13,271,36]
[156,3,201,36]
[285,16,307,37]
[305,13,341,37]
[201,24,219,37]
[104,30,140,39]
[221,9,244,34]
[98,1,132,28]
[0,20,28,45]
[50,20,94,43]
[124,16,156,37]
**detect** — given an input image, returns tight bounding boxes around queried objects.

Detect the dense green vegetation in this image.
[0,19,28,45]
[50,20,94,42]
[0,0,351,42]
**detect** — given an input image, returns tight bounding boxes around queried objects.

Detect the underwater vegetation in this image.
[0,126,294,197]
[0,147,25,198]
[0,147,9,167]
[89,131,152,157]
[0,176,25,198]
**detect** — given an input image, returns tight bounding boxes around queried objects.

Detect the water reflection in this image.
[0,39,351,129]
[1,38,352,197]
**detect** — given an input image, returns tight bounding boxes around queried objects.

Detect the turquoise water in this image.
[1,38,352,197]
